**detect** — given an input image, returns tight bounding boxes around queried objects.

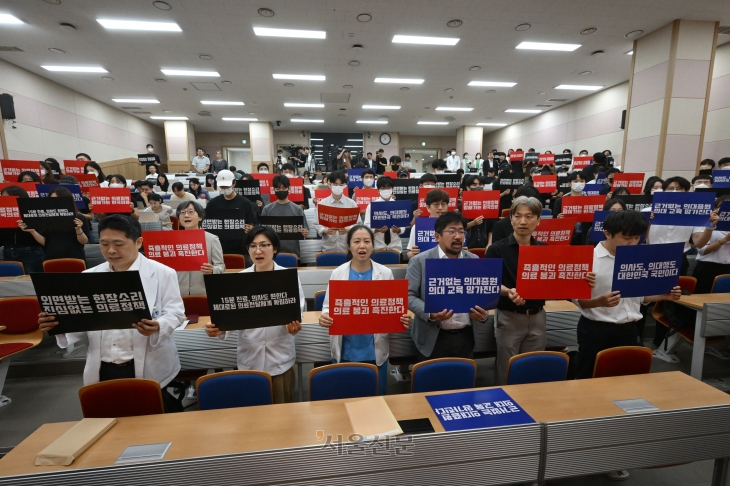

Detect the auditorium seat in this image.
[314,290,326,311]
[309,363,378,401]
[315,252,347,267]
[223,254,245,269]
[371,250,401,265]
[468,248,486,258]
[197,370,273,410]
[411,358,476,393]
[274,253,298,268]
[0,297,44,407]
[506,351,569,385]
[181,295,209,318]
[0,261,24,276]
[42,258,86,273]
[79,378,165,418]
[594,346,652,378]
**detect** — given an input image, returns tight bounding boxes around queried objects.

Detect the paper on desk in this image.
[35,418,117,466]
[345,396,403,440]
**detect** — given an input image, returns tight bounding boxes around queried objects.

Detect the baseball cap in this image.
[216,170,235,187]
[397,168,410,178]
[529,166,541,174]
[499,162,511,170]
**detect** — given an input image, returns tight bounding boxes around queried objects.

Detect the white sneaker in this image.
[390,366,411,382]
[605,470,630,481]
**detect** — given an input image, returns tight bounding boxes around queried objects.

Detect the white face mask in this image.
[41,170,47,176]
[147,147,154,153]
[87,170,98,175]
[435,170,444,174]
[362,178,374,188]
[259,169,268,174]
[423,184,436,189]
[379,189,393,199]
[651,188,663,194]
[284,173,295,178]
[331,185,345,196]
[109,183,124,188]
[464,155,469,160]
[723,166,730,170]
[571,182,586,192]
[221,187,234,196]
[694,183,709,189]
[700,166,711,170]
[666,189,678,192]
[451,152,456,156]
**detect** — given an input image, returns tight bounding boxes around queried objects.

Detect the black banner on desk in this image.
[234,179,261,201]
[32,271,152,335]
[392,179,421,201]
[615,194,653,212]
[201,209,246,240]
[17,196,76,231]
[204,270,301,331]
[435,174,461,189]
[259,216,305,240]
[553,154,573,166]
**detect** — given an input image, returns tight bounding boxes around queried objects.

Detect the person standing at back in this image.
[205,170,257,256]
[211,151,228,175]
[192,148,210,175]
[375,149,387,175]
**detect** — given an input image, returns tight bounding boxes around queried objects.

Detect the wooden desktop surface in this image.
[0,371,726,477]
[678,292,730,310]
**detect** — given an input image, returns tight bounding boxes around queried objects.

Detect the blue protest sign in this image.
[414,218,437,251]
[717,201,730,231]
[652,192,713,227]
[590,211,650,243]
[347,169,364,190]
[36,184,87,209]
[713,170,730,188]
[370,200,412,228]
[424,258,502,313]
[426,388,535,432]
[611,242,683,298]
[582,183,603,196]
[595,173,607,184]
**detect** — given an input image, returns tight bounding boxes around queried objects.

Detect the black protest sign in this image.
[137,154,157,164]
[204,269,301,331]
[435,174,461,189]
[557,176,571,195]
[202,208,246,240]
[554,154,573,166]
[259,216,305,240]
[18,196,76,231]
[392,179,421,201]
[497,173,526,191]
[32,271,152,335]
[235,179,261,202]
[524,153,539,164]
[616,194,653,212]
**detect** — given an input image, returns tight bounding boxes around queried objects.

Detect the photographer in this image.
[333,147,352,171]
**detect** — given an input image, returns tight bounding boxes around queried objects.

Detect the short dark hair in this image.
[353,163,367,168]
[389,155,401,164]
[48,186,73,199]
[663,176,690,191]
[146,144,153,148]
[76,152,91,160]
[109,174,127,186]
[172,181,184,191]
[138,180,154,189]
[243,225,280,256]
[257,162,269,171]
[603,198,626,211]
[18,171,41,182]
[434,211,467,233]
[612,187,631,197]
[425,189,450,206]
[603,210,647,237]
[281,163,296,173]
[569,171,587,182]
[329,170,346,185]
[147,164,158,171]
[189,177,200,185]
[404,153,411,158]
[346,224,374,248]
[462,174,482,190]
[147,193,162,202]
[362,169,375,178]
[514,185,541,199]
[176,201,205,225]
[701,158,716,168]
[456,169,465,177]
[719,157,730,167]
[99,214,142,241]
[593,152,607,165]
[272,174,290,189]
[376,176,394,189]
[367,152,372,156]
[692,174,713,184]
[643,176,664,195]
[0,185,28,198]
[431,159,447,170]
[197,147,204,152]
[420,173,437,184]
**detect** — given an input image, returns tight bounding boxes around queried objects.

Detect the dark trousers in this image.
[3,246,44,274]
[577,316,639,379]
[99,361,181,413]
[418,326,475,361]
[653,253,690,345]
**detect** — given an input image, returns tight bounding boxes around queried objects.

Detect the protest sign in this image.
[516,245,593,299]
[418,187,458,215]
[573,156,592,170]
[612,243,683,298]
[352,188,380,212]
[370,200,412,227]
[201,209,247,240]
[532,218,576,245]
[532,175,557,194]
[143,229,208,271]
[36,184,86,209]
[651,192,713,227]
[560,195,605,222]
[413,218,437,251]
[88,187,131,213]
[327,280,409,335]
[426,388,535,432]
[612,173,644,194]
[424,258,502,313]
[460,190,500,219]
[435,174,461,189]
[538,153,555,165]
[17,196,76,231]
[316,205,361,228]
[0,196,19,228]
[615,194,653,212]
[259,216,306,240]
[1,160,42,182]
[62,160,88,175]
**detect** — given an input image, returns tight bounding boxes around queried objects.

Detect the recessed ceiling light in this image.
[152,1,172,10]
[291,119,324,123]
[580,27,598,35]
[469,66,481,71]
[626,50,634,55]
[0,14,23,24]
[221,80,232,85]
[101,76,114,81]
[310,138,323,141]
[375,77,424,84]
[538,91,547,95]
[418,121,449,125]
[248,112,256,115]
[347,139,363,141]
[477,122,508,127]
[48,48,67,54]
[362,105,400,109]
[201,101,245,105]
[515,23,531,31]
[97,19,182,31]
[43,0,62,4]
[273,74,325,81]
[253,27,326,39]
[258,8,275,17]
[284,83,295,87]
[356,120,388,124]
[485,90,496,93]
[162,110,172,113]
[400,87,409,91]
[447,19,462,28]
[625,30,643,38]
[444,88,454,92]
[516,41,581,51]
[348,60,361,66]
[578,71,592,76]
[505,109,542,113]
[42,65,108,73]
[150,116,188,120]
[222,117,258,121]
[343,84,353,89]
[555,84,603,90]
[356,13,372,22]
[284,103,324,107]
[112,98,160,103]
[392,35,459,46]
[468,81,517,87]
[155,78,167,82]
[435,107,473,111]
[161,69,220,76]
[199,54,213,60]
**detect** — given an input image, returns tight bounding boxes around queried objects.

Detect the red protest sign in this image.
[510,151,525,162]
[88,187,132,213]
[314,187,348,202]
[62,160,88,175]
[74,173,100,195]
[143,229,208,271]
[516,245,593,299]
[612,173,644,195]
[0,182,39,198]
[538,153,555,165]
[561,195,605,222]
[1,160,41,182]
[317,204,361,228]
[573,156,592,170]
[270,177,304,202]
[352,188,381,211]
[461,190,500,219]
[0,196,20,228]
[532,217,576,245]
[327,280,409,335]
[251,173,274,194]
[532,175,557,194]
[418,187,458,216]
[384,171,399,179]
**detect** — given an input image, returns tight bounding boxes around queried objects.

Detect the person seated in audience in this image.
[18,186,90,263]
[554,170,592,245]
[563,149,572,154]
[156,173,170,192]
[692,174,713,190]
[205,226,303,403]
[390,155,402,172]
[610,187,631,199]
[281,163,312,210]
[192,147,210,175]
[261,175,309,261]
[494,161,516,211]
[719,157,730,170]
[169,181,196,202]
[257,162,270,174]
[643,176,664,195]
[57,175,93,223]
[407,189,450,259]
[0,185,45,273]
[205,173,217,190]
[141,193,174,229]
[188,178,210,200]
[76,152,92,162]
[134,180,156,208]
[18,170,41,183]
[483,166,496,186]
[604,197,627,212]
[583,152,608,182]
[431,159,448,174]
[319,225,412,394]
[314,170,359,253]
[40,161,57,184]
[578,149,589,156]
[84,161,107,186]
[363,176,403,255]
[691,195,726,294]
[89,174,140,220]
[408,212,488,361]
[37,215,186,411]
[700,159,715,171]
[460,174,494,249]
[175,201,225,295]
[145,164,159,181]
[43,157,62,178]
[206,170,257,256]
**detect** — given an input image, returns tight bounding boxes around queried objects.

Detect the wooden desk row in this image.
[1,372,730,486]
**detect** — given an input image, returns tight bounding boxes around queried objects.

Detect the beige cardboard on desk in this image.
[35,418,117,466]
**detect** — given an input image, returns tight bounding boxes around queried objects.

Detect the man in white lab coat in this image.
[445,148,461,172]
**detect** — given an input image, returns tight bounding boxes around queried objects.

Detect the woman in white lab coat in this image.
[205,226,304,403]
[175,201,225,295]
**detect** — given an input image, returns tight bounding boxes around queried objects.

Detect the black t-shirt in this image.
[0,228,43,249]
[375,156,387,174]
[490,216,513,244]
[205,194,258,253]
[42,216,90,261]
[485,233,546,312]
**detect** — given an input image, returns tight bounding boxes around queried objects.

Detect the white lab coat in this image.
[55,254,186,386]
[177,231,226,295]
[446,155,461,172]
[219,262,305,376]
[363,197,405,252]
[322,260,394,366]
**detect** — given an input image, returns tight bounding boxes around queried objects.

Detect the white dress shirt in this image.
[697,230,730,264]
[313,194,360,252]
[647,223,706,253]
[435,246,471,330]
[99,255,141,364]
[573,242,643,324]
[364,196,405,252]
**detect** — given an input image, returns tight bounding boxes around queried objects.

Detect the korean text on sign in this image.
[611,242,684,298]
[316,205,361,228]
[426,388,535,432]
[328,279,409,335]
[516,245,593,299]
[651,192,714,227]
[424,258,503,313]
[460,190,500,219]
[560,195,605,222]
[532,217,576,245]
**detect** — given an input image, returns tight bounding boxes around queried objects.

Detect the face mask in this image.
[464,155,469,160]
[284,173,294,178]
[470,186,483,191]
[363,178,374,188]
[558,172,568,177]
[277,153,283,157]
[380,189,393,199]
[221,187,234,196]
[666,189,678,192]
[435,170,444,174]
[109,183,124,188]
[41,170,47,176]
[87,170,98,175]
[451,152,456,156]
[723,166,730,170]
[695,183,709,189]
[259,169,268,174]
[571,182,586,192]
[275,190,288,200]
[423,184,436,189]
[331,185,345,196]
[651,188,663,194]
[700,165,711,170]
[147,148,154,153]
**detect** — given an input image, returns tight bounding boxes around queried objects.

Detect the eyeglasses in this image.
[441,229,465,236]
[248,243,273,251]
[179,209,197,216]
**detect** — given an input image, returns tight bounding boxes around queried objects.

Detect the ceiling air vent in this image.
[120,106,141,110]
[719,25,730,35]
[132,111,152,114]
[198,111,212,116]
[546,99,569,102]
[190,82,221,91]
[535,104,553,108]
[0,46,23,52]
